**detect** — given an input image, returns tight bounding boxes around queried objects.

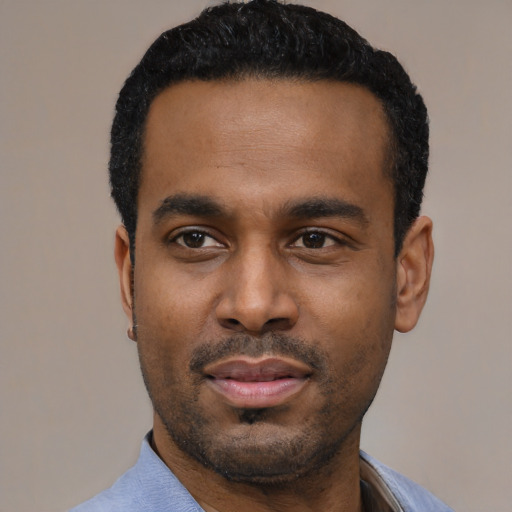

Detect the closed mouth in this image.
[203,356,312,408]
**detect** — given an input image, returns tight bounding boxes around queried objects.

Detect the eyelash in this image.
[290,229,349,249]
[167,227,349,251]
[167,228,223,249]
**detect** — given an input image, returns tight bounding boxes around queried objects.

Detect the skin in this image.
[115,79,434,512]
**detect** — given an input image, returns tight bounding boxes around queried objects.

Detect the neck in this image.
[152,416,364,512]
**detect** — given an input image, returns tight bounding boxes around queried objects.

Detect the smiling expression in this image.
[118,79,402,483]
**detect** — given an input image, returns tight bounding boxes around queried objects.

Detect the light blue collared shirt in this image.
[71,433,453,512]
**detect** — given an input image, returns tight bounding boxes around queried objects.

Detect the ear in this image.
[394,216,434,333]
[114,225,135,340]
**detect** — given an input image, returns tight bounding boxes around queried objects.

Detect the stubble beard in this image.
[138,332,389,486]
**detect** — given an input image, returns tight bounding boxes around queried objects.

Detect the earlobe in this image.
[114,225,135,335]
[394,216,434,333]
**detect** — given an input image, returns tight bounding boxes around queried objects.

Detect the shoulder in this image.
[69,465,144,512]
[69,434,203,512]
[360,451,454,512]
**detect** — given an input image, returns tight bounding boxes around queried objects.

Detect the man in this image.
[72,1,451,510]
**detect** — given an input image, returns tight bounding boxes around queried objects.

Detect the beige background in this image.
[1,1,511,511]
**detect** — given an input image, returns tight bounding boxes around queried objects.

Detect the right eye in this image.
[170,230,224,249]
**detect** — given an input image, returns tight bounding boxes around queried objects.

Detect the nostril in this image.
[261,317,293,333]
[266,318,285,325]
[218,317,245,332]
[219,315,296,334]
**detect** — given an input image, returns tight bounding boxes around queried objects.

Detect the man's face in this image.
[126,79,399,483]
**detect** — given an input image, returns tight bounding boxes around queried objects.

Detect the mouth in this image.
[203,357,312,409]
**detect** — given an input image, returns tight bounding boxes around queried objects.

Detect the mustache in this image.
[189,332,328,374]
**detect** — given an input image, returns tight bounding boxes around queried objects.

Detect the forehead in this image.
[140,79,392,219]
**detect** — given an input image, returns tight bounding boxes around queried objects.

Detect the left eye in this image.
[173,231,223,248]
[292,231,337,249]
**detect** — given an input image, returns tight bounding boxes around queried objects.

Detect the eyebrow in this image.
[153,194,225,224]
[152,194,368,226]
[283,197,369,226]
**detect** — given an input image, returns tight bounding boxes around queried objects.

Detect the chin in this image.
[166,415,347,486]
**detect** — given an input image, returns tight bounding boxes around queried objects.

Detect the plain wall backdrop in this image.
[1,1,511,511]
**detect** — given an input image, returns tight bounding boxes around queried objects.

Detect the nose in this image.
[215,246,299,335]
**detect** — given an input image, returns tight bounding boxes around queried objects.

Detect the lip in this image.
[203,357,311,408]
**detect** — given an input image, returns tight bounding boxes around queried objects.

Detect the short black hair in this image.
[110,0,428,256]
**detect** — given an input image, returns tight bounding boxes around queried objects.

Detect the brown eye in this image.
[293,231,337,249]
[173,231,223,248]
[302,232,326,248]
[182,232,206,248]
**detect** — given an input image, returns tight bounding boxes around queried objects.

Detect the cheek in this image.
[133,273,199,371]
[317,297,394,419]
[134,262,212,330]
[307,263,395,326]
[306,268,396,373]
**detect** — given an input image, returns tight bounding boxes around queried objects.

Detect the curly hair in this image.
[110,0,428,256]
